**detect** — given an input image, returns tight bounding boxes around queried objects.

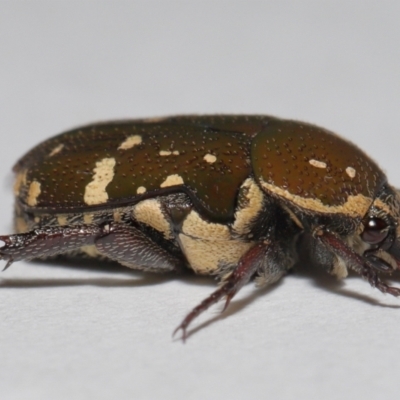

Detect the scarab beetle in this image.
[1,115,400,340]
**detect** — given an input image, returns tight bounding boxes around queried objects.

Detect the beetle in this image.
[1,115,400,340]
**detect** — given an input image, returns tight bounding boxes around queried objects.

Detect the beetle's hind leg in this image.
[0,224,103,270]
[0,221,183,273]
[314,228,400,296]
[173,239,289,341]
[94,222,184,273]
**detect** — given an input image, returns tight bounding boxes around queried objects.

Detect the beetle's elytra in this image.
[1,115,400,340]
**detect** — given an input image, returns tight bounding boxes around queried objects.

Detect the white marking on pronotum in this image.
[203,154,217,164]
[49,144,64,157]
[0,239,5,248]
[137,186,147,194]
[118,135,142,150]
[160,174,184,188]
[309,159,327,169]
[159,150,180,156]
[84,157,116,205]
[346,166,356,179]
[26,180,41,206]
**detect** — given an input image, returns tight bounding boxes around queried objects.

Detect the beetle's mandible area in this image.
[1,115,400,341]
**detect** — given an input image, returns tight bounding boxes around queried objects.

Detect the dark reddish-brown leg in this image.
[94,223,183,272]
[314,228,400,296]
[173,241,271,342]
[0,225,103,270]
[0,222,183,272]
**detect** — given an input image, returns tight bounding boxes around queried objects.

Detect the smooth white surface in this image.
[1,2,400,400]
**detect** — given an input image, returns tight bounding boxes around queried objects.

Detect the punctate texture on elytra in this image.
[3,115,400,341]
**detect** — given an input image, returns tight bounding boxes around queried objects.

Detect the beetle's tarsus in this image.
[222,292,235,312]
[173,242,269,341]
[2,259,13,272]
[172,326,188,343]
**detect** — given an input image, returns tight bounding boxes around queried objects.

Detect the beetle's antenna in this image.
[314,227,400,297]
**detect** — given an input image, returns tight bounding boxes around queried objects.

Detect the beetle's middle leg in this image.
[173,239,290,341]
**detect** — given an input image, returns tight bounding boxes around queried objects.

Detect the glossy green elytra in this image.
[2,115,400,341]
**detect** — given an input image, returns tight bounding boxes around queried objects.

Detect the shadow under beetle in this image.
[1,115,400,341]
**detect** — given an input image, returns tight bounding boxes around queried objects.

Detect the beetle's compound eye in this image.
[361,217,389,245]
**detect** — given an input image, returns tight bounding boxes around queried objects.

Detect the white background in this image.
[1,1,400,399]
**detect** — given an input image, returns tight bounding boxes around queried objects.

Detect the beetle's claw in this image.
[0,238,12,271]
[222,291,235,313]
[172,325,187,343]
[377,282,400,297]
[2,259,13,272]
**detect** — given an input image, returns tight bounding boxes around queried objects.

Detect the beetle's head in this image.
[354,185,400,272]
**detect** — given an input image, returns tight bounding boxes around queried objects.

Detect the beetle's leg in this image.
[0,222,183,273]
[174,240,281,341]
[0,225,103,269]
[314,228,400,296]
[94,222,183,272]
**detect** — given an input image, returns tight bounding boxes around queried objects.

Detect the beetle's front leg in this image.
[314,228,400,296]
[173,239,287,341]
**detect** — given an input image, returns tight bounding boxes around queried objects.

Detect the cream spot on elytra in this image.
[137,186,147,194]
[49,144,64,157]
[118,135,142,150]
[203,154,217,164]
[309,159,327,169]
[159,150,180,156]
[160,174,184,188]
[346,166,356,179]
[84,158,116,205]
[26,180,41,206]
